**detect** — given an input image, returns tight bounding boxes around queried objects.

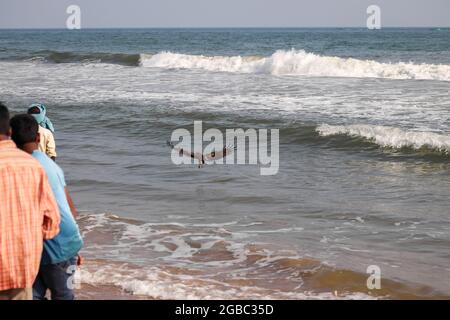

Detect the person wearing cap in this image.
[27,104,57,161]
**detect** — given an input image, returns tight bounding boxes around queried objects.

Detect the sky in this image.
[0,0,449,28]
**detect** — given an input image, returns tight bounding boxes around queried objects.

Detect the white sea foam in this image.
[1,59,448,136]
[141,50,450,81]
[317,124,450,152]
[79,264,376,300]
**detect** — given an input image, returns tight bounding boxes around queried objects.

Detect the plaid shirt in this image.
[0,140,60,291]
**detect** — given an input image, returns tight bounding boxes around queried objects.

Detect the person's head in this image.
[0,102,11,138]
[27,103,46,124]
[10,114,40,153]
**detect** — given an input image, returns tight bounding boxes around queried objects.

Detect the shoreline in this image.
[73,257,450,300]
[76,284,148,300]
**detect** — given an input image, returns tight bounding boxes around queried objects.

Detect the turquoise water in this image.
[1,28,450,299]
[1,28,450,62]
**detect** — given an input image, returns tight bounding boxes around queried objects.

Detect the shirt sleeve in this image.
[46,131,57,158]
[39,169,60,240]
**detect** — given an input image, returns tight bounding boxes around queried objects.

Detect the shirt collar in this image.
[0,139,17,150]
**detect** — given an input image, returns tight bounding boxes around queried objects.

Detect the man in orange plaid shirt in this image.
[0,102,60,300]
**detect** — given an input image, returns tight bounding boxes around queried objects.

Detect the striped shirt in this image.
[0,140,60,291]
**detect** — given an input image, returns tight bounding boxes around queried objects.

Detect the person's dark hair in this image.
[27,106,41,114]
[0,102,10,135]
[10,114,39,148]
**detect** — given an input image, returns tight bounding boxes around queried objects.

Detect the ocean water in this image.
[1,28,450,299]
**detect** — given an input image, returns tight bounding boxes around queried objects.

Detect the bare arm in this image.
[65,186,83,266]
[65,187,78,218]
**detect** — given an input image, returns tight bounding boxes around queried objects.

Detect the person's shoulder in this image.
[33,150,54,166]
[32,150,63,173]
[39,126,53,137]
[0,146,45,171]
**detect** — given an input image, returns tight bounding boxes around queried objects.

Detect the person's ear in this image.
[36,132,41,144]
[7,127,11,137]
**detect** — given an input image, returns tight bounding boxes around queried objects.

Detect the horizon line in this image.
[1,26,449,30]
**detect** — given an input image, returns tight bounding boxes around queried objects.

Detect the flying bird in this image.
[167,141,235,168]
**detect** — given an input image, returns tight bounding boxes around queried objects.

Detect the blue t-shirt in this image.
[32,151,83,265]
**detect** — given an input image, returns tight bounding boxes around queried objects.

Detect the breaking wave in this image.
[317,124,450,153]
[13,49,450,81]
[141,50,450,81]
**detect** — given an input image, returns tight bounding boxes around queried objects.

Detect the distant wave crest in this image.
[11,49,450,80]
[317,124,450,153]
[141,50,450,81]
[23,51,141,66]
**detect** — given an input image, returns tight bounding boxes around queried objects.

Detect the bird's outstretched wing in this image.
[167,141,236,166]
[205,145,235,161]
[167,141,204,163]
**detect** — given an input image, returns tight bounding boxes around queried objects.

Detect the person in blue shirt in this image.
[10,114,83,300]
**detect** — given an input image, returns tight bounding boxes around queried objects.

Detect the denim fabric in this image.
[33,256,77,300]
